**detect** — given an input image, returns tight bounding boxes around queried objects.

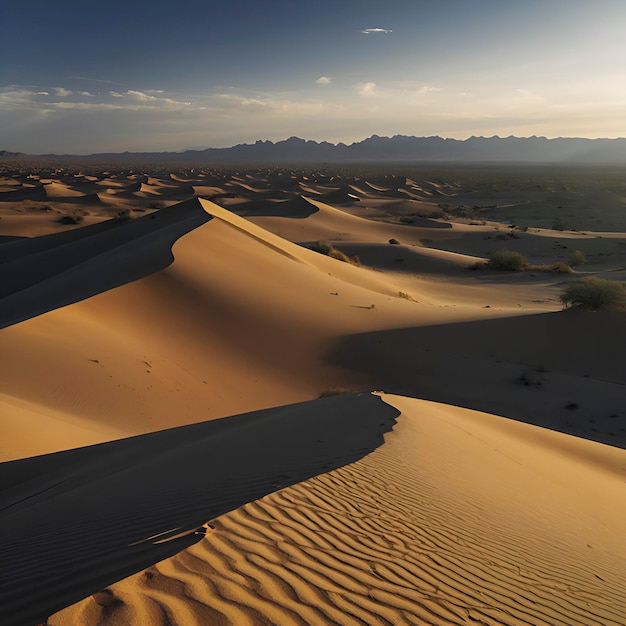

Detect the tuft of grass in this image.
[113,209,132,223]
[487,248,528,271]
[318,387,354,398]
[561,276,626,311]
[309,241,360,266]
[58,214,83,225]
[568,250,587,267]
[530,262,573,274]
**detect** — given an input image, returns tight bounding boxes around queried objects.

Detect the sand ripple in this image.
[52,397,626,625]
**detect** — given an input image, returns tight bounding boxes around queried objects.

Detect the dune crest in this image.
[50,395,626,626]
[0,393,400,626]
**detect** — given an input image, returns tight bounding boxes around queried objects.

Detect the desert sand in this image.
[1,163,625,625]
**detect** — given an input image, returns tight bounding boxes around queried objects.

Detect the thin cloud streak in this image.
[360,28,392,34]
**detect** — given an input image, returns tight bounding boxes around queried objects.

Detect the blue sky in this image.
[2,0,625,153]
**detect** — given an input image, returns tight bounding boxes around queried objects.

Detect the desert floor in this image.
[1,162,625,625]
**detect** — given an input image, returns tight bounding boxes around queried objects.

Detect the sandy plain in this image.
[0,162,625,625]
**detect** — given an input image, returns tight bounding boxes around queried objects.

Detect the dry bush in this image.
[309,241,360,266]
[561,277,626,311]
[530,262,573,274]
[57,214,83,225]
[487,248,528,271]
[568,250,587,267]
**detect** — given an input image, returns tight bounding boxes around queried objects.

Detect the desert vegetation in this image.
[561,277,626,311]
[308,240,361,266]
[487,248,527,270]
[568,250,587,267]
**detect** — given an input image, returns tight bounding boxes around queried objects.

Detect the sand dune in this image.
[0,394,399,626]
[0,197,432,458]
[0,199,212,328]
[1,164,625,624]
[49,395,626,626]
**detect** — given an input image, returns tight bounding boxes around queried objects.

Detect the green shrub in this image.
[487,248,528,271]
[561,277,626,311]
[568,250,587,267]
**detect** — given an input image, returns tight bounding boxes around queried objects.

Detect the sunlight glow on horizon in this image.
[1,0,625,153]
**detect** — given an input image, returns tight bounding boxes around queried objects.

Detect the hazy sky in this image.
[2,0,625,153]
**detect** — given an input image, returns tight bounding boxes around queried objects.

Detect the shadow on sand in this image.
[0,393,399,626]
[0,198,212,329]
[327,311,626,448]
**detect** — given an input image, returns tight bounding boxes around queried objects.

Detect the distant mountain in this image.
[3,135,626,164]
[0,150,27,158]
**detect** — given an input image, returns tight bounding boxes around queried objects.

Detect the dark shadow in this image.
[326,311,626,448]
[228,195,319,218]
[0,198,212,329]
[0,393,399,626]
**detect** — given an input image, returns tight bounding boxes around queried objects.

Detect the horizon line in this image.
[3,133,626,157]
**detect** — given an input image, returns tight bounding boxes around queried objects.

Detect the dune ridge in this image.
[0,199,212,328]
[50,395,626,626]
[0,394,399,626]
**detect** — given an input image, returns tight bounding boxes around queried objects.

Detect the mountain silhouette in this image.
[3,135,626,164]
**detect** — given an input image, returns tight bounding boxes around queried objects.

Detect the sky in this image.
[1,0,626,153]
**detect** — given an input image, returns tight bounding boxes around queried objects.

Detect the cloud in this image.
[417,85,442,94]
[110,91,124,98]
[67,76,123,85]
[360,28,392,35]
[358,82,377,97]
[316,76,332,85]
[53,87,73,97]
[126,89,157,101]
[50,102,124,111]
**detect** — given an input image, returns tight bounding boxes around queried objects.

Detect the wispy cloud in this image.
[417,85,442,94]
[358,82,377,97]
[66,76,124,85]
[53,87,73,97]
[316,76,332,85]
[360,28,392,35]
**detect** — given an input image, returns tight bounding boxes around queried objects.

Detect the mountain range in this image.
[3,135,626,164]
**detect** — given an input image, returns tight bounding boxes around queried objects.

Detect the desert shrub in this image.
[389,238,400,245]
[548,262,573,273]
[530,262,573,274]
[58,214,83,225]
[487,248,528,271]
[113,209,132,223]
[560,277,626,311]
[318,388,351,398]
[568,250,587,267]
[309,241,360,266]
